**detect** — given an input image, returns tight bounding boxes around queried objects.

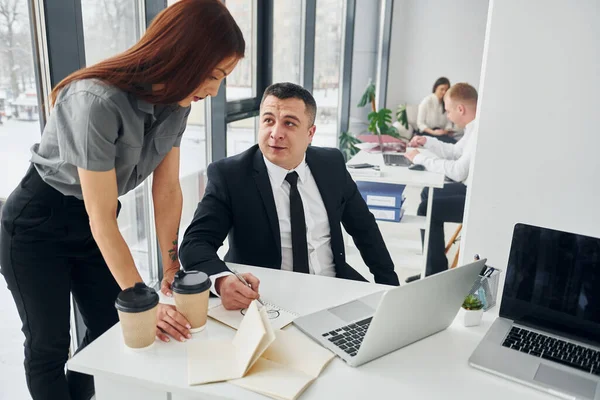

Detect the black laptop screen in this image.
[500,223,600,344]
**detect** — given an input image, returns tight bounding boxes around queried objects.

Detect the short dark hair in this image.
[260,82,317,125]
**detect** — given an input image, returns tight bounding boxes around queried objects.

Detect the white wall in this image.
[386,0,488,109]
[460,0,600,286]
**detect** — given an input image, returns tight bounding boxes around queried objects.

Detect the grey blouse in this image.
[30,79,191,198]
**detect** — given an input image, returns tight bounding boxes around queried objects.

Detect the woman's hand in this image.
[433,128,449,136]
[156,303,191,342]
[161,266,180,297]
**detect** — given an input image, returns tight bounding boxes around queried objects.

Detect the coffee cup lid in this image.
[172,270,211,294]
[115,282,159,313]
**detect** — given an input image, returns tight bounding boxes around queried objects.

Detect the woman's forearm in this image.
[153,184,183,274]
[90,218,144,289]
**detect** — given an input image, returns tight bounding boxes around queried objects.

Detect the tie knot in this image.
[285,171,299,187]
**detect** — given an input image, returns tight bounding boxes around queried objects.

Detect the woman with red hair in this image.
[0,1,244,399]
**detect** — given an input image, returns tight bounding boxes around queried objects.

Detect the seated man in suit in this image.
[179,82,399,310]
[404,83,478,280]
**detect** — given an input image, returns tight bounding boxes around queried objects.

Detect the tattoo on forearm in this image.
[168,228,179,262]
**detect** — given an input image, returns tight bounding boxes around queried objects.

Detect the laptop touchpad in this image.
[534,364,597,399]
[328,300,374,323]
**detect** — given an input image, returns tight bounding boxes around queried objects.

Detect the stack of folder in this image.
[356,181,406,222]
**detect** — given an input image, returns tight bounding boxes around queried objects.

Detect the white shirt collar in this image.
[464,119,477,134]
[263,155,308,188]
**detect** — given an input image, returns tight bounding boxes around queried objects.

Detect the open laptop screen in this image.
[500,223,600,345]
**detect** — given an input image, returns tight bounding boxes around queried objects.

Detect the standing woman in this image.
[415,77,456,144]
[0,1,243,399]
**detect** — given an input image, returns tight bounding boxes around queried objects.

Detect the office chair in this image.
[445,224,462,269]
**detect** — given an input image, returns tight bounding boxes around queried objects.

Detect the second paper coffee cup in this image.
[172,270,211,333]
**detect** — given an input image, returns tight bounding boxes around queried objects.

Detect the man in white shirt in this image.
[404,83,478,280]
[180,83,399,310]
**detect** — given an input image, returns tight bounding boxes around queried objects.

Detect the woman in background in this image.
[415,77,456,144]
[0,1,243,399]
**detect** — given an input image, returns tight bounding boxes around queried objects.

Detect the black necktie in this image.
[285,172,309,274]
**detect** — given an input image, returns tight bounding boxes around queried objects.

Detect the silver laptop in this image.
[470,223,600,400]
[293,259,485,367]
[376,129,412,167]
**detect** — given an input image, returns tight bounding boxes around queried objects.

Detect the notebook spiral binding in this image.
[260,300,299,317]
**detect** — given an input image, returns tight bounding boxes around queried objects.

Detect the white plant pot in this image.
[462,308,483,327]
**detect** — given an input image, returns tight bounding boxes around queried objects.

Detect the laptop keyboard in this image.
[321,317,372,357]
[503,327,600,376]
[383,154,412,167]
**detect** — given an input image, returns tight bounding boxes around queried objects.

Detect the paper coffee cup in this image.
[115,282,159,350]
[172,270,211,333]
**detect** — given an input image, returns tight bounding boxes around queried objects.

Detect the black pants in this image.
[0,166,120,400]
[415,130,457,144]
[417,183,467,276]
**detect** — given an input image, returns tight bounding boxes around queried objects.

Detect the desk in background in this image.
[68,264,554,400]
[347,150,445,276]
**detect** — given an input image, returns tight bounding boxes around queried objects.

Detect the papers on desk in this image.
[209,299,298,330]
[346,166,382,178]
[188,301,334,400]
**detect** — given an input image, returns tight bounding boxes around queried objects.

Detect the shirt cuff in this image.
[209,271,233,297]
[422,139,434,150]
[412,153,427,165]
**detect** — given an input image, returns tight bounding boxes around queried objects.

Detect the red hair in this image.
[50,0,245,106]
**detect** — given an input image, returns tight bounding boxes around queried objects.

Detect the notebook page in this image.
[187,340,240,385]
[242,302,276,374]
[209,299,298,330]
[232,301,271,375]
[231,358,315,400]
[261,329,335,377]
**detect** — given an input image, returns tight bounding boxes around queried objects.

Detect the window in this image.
[81,0,141,65]
[0,1,40,398]
[225,0,255,101]
[178,102,208,241]
[312,0,344,148]
[164,1,210,246]
[227,117,257,156]
[272,1,302,85]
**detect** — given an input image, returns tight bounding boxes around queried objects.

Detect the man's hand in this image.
[433,129,449,136]
[160,266,179,297]
[405,149,420,162]
[409,136,427,147]
[156,303,191,342]
[215,273,260,310]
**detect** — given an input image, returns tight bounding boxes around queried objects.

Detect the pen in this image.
[231,269,265,307]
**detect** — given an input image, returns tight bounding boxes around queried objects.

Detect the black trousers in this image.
[0,166,120,400]
[415,129,457,144]
[417,183,467,276]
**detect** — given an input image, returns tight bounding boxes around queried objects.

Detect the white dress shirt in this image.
[412,120,477,184]
[209,155,336,294]
[417,93,453,132]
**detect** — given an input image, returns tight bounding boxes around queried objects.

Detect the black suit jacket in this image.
[180,145,399,286]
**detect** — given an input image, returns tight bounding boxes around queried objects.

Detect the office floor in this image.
[0,186,460,400]
[346,186,460,283]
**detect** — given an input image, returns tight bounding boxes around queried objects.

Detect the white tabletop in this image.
[68,264,553,400]
[347,150,445,188]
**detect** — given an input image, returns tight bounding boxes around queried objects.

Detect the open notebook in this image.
[188,301,334,400]
[209,299,298,330]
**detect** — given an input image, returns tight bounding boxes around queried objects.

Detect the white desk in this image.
[69,264,553,400]
[347,150,445,276]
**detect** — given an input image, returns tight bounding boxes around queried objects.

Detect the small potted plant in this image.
[461,294,484,327]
